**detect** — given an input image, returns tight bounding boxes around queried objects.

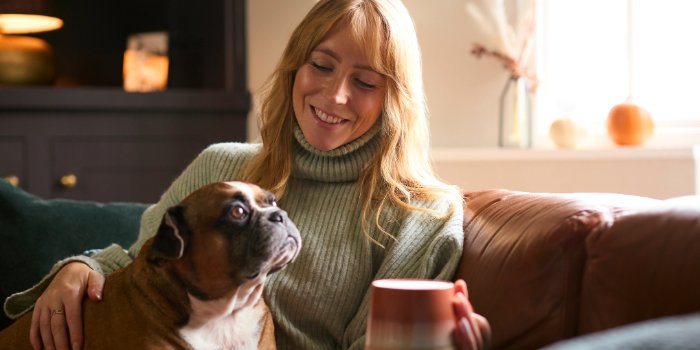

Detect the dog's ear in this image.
[147,205,189,267]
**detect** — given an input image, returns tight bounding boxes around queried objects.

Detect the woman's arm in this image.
[343,199,489,349]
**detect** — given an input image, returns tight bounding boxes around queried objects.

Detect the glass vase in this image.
[499,75,533,148]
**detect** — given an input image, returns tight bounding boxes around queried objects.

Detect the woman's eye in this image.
[310,61,330,71]
[231,206,247,219]
[248,271,260,279]
[357,79,377,89]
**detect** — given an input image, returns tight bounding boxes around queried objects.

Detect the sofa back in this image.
[455,190,700,350]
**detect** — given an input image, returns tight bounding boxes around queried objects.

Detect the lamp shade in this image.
[0,0,60,85]
[0,0,62,34]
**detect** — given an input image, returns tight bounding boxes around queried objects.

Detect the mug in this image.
[365,279,456,350]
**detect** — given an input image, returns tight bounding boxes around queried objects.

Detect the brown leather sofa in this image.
[454,190,700,350]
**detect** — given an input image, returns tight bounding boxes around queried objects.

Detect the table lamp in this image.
[0,0,63,85]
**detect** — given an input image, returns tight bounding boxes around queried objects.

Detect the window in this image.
[536,0,700,145]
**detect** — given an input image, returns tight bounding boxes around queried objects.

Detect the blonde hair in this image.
[243,0,462,246]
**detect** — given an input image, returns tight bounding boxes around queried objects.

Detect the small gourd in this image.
[549,117,587,149]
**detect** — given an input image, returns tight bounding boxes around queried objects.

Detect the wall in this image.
[246,0,506,147]
[246,0,317,142]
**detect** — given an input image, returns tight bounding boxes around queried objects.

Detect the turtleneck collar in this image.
[291,120,383,182]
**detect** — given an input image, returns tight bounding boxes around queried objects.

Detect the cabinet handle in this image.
[3,175,19,187]
[60,174,77,189]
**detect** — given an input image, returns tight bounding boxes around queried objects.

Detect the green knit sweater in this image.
[5,123,464,350]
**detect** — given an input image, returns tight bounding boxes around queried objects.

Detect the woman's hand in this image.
[452,279,491,350]
[30,262,105,350]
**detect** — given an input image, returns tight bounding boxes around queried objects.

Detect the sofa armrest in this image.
[454,190,674,350]
[579,194,700,335]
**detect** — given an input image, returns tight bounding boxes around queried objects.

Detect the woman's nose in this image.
[324,75,350,105]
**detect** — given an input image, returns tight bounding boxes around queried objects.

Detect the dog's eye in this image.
[271,200,277,207]
[231,206,247,219]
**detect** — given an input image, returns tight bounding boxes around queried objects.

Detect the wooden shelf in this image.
[0,87,250,113]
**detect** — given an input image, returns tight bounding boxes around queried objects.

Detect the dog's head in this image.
[145,181,301,303]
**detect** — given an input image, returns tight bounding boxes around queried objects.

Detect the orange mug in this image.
[365,279,456,350]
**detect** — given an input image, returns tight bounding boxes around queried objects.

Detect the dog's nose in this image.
[268,209,285,224]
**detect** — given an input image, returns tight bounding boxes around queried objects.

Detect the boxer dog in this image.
[0,181,301,350]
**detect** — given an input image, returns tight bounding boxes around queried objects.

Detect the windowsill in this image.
[531,127,700,150]
[432,145,699,162]
[431,145,699,200]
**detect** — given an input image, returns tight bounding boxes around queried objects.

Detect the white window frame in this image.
[535,0,700,149]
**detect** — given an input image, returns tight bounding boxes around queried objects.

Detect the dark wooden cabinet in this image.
[51,137,207,203]
[0,140,25,187]
[0,0,249,203]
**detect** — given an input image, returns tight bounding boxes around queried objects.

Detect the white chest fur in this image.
[179,281,267,350]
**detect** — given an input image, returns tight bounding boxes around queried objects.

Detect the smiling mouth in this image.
[312,106,347,125]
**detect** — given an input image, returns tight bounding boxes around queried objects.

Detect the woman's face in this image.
[293,22,387,151]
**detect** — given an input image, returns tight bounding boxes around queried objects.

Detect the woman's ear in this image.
[146,205,189,266]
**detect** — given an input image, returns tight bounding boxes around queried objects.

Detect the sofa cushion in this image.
[541,312,700,350]
[0,179,148,331]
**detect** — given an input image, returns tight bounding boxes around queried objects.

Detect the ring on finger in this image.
[50,309,64,317]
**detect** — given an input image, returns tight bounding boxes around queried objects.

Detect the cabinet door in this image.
[0,140,25,188]
[51,138,209,203]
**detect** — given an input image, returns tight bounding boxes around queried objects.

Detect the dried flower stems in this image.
[471,43,538,92]
[466,0,538,93]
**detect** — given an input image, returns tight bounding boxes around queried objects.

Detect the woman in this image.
[8,0,490,349]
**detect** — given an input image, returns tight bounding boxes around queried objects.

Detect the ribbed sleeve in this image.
[3,255,105,319]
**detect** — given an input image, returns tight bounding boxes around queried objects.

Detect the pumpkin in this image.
[606,98,654,145]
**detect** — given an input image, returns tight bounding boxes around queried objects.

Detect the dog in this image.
[0,181,302,350]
